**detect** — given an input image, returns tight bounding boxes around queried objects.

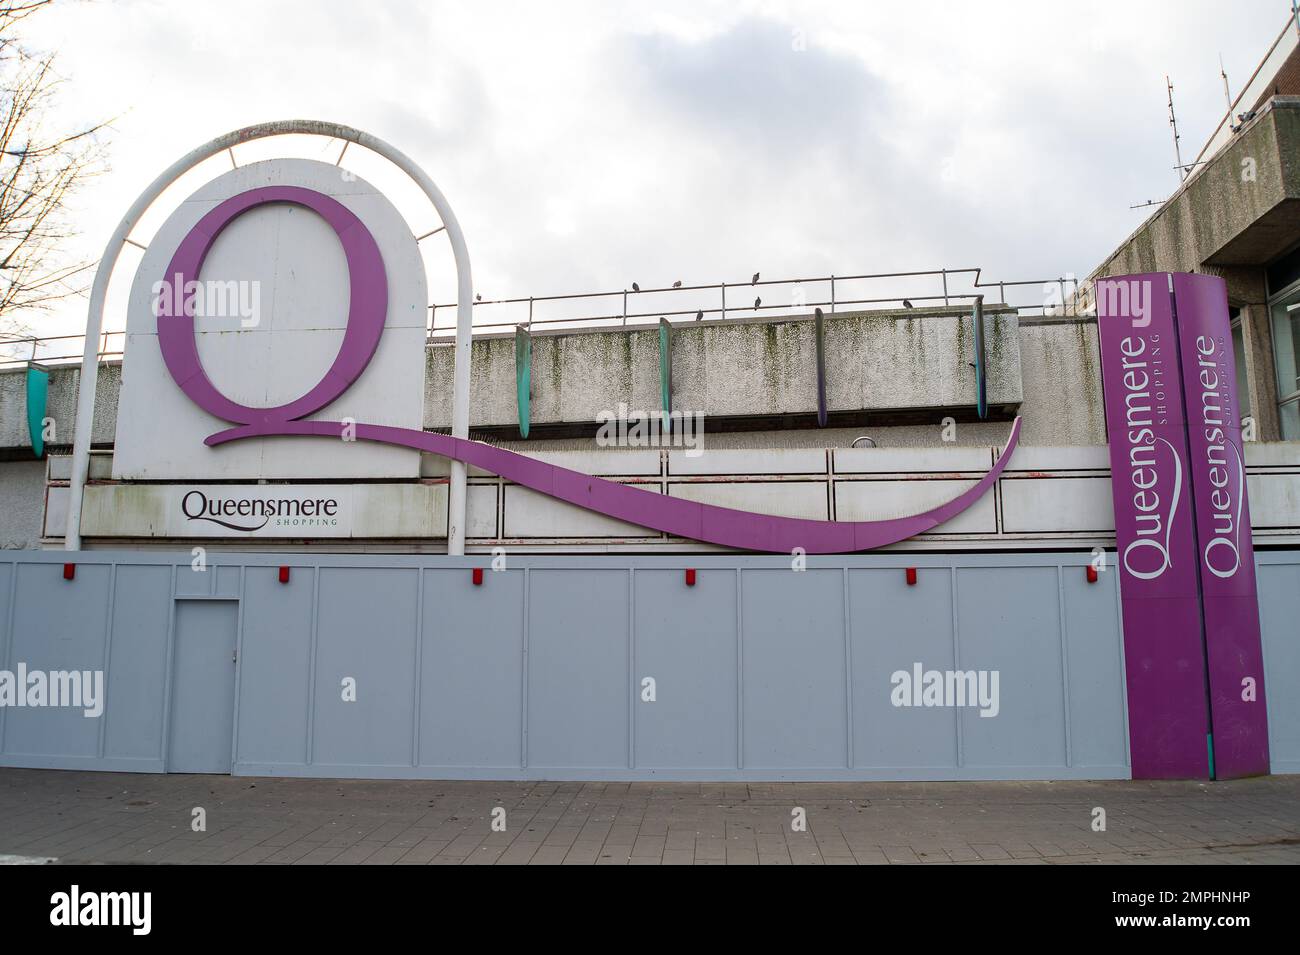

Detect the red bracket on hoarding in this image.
[63,563,75,580]
[905,567,917,586]
[684,568,696,587]
[1086,565,1098,584]
[472,567,484,586]
[278,566,290,584]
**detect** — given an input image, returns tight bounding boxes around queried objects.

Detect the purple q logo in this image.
[157,186,386,432]
[158,184,1022,554]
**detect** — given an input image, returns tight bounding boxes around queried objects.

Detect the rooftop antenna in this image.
[1166,75,1186,183]
[1220,53,1233,114]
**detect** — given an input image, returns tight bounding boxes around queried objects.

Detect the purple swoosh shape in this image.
[206,417,1021,554]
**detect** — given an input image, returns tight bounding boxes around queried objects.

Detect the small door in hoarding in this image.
[167,600,238,774]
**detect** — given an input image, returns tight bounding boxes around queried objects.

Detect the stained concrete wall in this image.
[424,306,1025,430]
[1015,320,1106,446]
[0,363,120,453]
[1,311,1102,457]
[0,460,45,550]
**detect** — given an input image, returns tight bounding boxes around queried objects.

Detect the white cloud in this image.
[15,0,1291,338]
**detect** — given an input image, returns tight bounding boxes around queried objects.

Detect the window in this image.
[1270,285,1300,439]
[1230,308,1252,423]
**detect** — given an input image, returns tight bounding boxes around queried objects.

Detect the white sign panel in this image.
[112,158,428,481]
[80,483,447,539]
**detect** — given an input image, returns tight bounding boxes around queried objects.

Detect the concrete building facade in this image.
[2,20,1300,783]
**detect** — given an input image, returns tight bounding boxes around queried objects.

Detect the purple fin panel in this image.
[1171,273,1269,778]
[1097,273,1210,779]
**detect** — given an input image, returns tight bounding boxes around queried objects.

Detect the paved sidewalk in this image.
[1,769,1297,864]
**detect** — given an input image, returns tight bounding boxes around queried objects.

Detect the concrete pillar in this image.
[1240,300,1282,442]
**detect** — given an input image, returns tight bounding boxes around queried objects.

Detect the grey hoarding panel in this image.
[3,562,111,762]
[236,565,313,770]
[742,569,848,770]
[419,568,525,769]
[956,566,1067,770]
[527,569,629,770]
[1061,562,1129,771]
[1258,555,1300,774]
[850,567,959,769]
[104,564,172,764]
[633,568,738,770]
[311,567,420,769]
[9,549,1285,781]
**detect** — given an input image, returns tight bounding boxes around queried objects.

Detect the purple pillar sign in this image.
[1098,272,1270,780]
[1098,273,1210,779]
[1170,273,1269,779]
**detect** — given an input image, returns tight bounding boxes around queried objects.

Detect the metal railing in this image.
[426,267,1091,338]
[0,329,125,369]
[0,267,1091,369]
[1190,11,1298,172]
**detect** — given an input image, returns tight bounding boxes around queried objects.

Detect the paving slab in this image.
[0,769,1297,865]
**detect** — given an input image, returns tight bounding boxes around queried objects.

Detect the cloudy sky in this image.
[17,0,1297,339]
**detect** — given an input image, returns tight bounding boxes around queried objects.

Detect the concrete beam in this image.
[1091,99,1300,281]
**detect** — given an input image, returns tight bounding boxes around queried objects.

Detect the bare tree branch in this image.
[0,0,110,337]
